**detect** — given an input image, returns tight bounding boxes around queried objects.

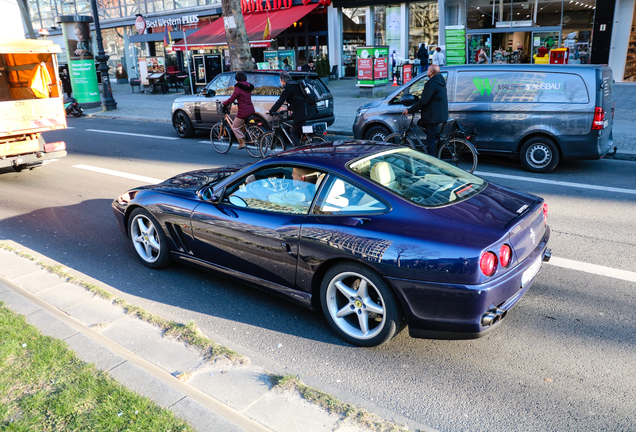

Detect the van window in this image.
[391,72,448,104]
[455,71,589,104]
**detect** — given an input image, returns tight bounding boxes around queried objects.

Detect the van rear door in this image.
[599,67,614,132]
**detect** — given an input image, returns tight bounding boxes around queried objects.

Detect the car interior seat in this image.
[322,179,349,210]
[370,162,399,191]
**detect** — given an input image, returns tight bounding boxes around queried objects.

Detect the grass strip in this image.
[271,374,410,432]
[0,242,243,364]
[0,302,193,431]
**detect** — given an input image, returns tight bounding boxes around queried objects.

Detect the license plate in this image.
[521,255,542,287]
[603,119,609,128]
[302,125,313,134]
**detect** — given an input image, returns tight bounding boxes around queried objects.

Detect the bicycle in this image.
[258,110,328,158]
[210,101,266,158]
[385,114,479,173]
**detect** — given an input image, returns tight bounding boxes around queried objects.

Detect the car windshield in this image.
[349,148,486,207]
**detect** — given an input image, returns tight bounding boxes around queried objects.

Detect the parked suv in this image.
[353,65,615,173]
[172,71,334,138]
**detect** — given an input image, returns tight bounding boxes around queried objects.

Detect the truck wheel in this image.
[12,164,26,172]
[365,125,391,142]
[520,137,560,173]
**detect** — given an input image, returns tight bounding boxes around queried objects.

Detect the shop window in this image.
[307,11,327,32]
[561,1,595,65]
[466,0,497,29]
[176,0,198,7]
[409,1,438,59]
[343,7,366,77]
[121,0,144,15]
[536,1,562,27]
[374,5,400,56]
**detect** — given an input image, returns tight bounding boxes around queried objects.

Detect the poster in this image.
[60,18,100,105]
[264,51,278,70]
[277,50,295,71]
[357,46,389,86]
[138,57,165,85]
[446,26,466,66]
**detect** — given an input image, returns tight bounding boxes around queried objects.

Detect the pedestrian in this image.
[222,72,255,150]
[269,72,317,147]
[391,50,397,80]
[417,43,429,75]
[224,56,231,71]
[432,47,445,67]
[401,64,448,155]
[301,58,315,73]
[60,68,72,98]
[282,58,291,72]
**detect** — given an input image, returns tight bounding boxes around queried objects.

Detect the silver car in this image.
[172,71,335,138]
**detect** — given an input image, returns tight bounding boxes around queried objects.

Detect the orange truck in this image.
[0,39,67,172]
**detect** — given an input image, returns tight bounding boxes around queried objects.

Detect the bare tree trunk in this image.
[18,0,37,39]
[221,0,253,71]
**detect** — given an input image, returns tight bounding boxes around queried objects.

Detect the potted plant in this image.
[316,56,331,84]
[115,64,129,84]
[183,76,191,95]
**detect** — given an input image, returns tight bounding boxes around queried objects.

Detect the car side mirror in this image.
[199,186,220,202]
[400,94,419,106]
[203,89,215,97]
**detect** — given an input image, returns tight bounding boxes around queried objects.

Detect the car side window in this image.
[392,72,448,102]
[251,74,283,96]
[207,74,231,96]
[314,176,387,215]
[223,166,323,214]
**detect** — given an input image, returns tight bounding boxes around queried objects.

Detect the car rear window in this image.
[455,71,589,103]
[349,148,486,207]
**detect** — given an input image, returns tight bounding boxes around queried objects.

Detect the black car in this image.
[172,71,335,138]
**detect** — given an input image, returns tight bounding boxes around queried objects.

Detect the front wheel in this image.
[437,138,478,174]
[128,208,172,269]
[210,123,232,154]
[320,263,404,347]
[520,137,560,173]
[173,111,195,138]
[302,134,328,145]
[244,125,266,158]
[259,131,286,158]
[384,133,415,149]
[71,106,82,117]
[364,125,391,142]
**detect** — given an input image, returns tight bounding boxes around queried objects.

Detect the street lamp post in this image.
[89,0,117,111]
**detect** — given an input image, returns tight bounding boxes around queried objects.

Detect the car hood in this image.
[140,163,250,196]
[173,94,204,104]
[359,99,383,110]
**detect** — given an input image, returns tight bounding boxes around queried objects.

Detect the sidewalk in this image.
[85,78,636,159]
[0,241,425,432]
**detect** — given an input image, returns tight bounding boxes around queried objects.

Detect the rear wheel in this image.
[365,125,391,142]
[259,131,286,158]
[71,106,82,117]
[437,138,478,173]
[385,133,415,149]
[302,134,328,145]
[210,123,232,154]
[173,111,195,138]
[244,124,266,158]
[520,137,560,173]
[320,263,404,347]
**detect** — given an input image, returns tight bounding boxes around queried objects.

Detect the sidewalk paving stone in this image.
[170,397,247,432]
[13,270,72,293]
[64,332,126,371]
[65,296,127,327]
[0,289,41,315]
[36,282,96,310]
[136,337,204,373]
[189,368,272,411]
[100,316,165,353]
[26,309,78,340]
[108,361,186,408]
[0,249,41,280]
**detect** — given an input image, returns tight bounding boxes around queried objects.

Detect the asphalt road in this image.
[1,118,635,431]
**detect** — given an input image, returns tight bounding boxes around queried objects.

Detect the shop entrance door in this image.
[531,31,559,63]
[467,33,491,64]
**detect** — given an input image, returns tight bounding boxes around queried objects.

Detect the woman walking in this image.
[222,72,255,150]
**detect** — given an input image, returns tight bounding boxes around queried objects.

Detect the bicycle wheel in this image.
[259,131,286,158]
[210,123,232,154]
[302,134,328,145]
[384,133,415,149]
[244,125,266,158]
[437,138,478,174]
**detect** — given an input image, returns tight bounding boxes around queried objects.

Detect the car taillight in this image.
[43,141,66,152]
[591,107,605,130]
[480,252,497,277]
[499,244,512,268]
[543,203,548,225]
[612,102,615,119]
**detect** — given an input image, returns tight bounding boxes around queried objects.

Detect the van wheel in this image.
[520,137,560,173]
[365,126,391,142]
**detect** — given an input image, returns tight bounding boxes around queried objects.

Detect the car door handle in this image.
[342,217,371,227]
[281,242,292,253]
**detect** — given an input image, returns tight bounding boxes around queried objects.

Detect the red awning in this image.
[172,4,319,51]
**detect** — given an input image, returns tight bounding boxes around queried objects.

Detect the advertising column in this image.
[57,15,100,107]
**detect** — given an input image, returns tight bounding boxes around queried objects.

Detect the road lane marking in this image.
[475,171,636,195]
[73,164,162,184]
[546,257,636,283]
[85,129,180,140]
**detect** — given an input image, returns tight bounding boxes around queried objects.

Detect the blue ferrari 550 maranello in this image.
[112,141,551,347]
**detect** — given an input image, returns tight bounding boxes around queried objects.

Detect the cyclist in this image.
[402,64,448,155]
[222,72,255,150]
[269,72,316,147]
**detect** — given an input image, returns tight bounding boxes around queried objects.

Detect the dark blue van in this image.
[353,65,614,173]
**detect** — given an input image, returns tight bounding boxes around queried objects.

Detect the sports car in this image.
[112,141,551,347]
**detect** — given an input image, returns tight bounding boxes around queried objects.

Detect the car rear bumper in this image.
[307,115,335,127]
[386,227,550,339]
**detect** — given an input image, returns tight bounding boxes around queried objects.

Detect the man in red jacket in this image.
[222,72,255,149]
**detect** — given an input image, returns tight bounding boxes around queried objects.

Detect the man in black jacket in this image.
[402,64,448,155]
[300,58,315,73]
[270,72,317,147]
[416,43,429,75]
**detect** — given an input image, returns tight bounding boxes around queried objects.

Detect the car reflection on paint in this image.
[112,141,551,347]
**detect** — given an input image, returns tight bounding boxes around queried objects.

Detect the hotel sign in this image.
[145,14,200,28]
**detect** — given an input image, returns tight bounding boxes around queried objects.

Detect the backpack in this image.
[298,78,322,105]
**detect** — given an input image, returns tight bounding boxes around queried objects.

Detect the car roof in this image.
[218,71,319,78]
[264,140,395,171]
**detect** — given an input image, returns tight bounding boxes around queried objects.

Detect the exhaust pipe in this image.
[481,307,507,326]
[543,249,552,262]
